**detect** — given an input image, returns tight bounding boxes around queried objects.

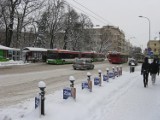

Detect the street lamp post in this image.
[139,16,151,41]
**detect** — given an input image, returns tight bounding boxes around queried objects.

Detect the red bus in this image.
[107,51,128,64]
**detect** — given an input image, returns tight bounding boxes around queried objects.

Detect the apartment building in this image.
[147,40,160,56]
[92,25,126,53]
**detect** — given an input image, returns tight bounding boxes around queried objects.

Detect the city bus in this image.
[47,49,80,64]
[81,52,105,62]
[107,51,128,64]
[46,49,105,64]
[93,52,105,62]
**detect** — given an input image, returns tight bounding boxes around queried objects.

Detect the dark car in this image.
[72,59,94,70]
[128,59,138,66]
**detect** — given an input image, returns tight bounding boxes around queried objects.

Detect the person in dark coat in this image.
[25,53,29,63]
[150,58,159,84]
[141,57,150,87]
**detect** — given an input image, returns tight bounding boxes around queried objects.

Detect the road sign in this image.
[35,96,40,109]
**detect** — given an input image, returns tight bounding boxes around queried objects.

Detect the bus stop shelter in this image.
[0,45,20,61]
[22,47,47,62]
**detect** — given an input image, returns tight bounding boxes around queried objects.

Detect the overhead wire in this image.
[66,0,136,42]
[72,0,113,25]
[65,1,108,25]
[71,0,137,39]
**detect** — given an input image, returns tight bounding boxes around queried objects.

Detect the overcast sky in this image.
[66,0,160,49]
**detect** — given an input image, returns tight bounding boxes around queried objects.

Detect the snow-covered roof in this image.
[0,45,20,51]
[13,48,20,51]
[23,47,47,52]
[0,44,13,50]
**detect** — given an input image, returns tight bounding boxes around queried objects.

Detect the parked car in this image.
[72,59,94,70]
[128,59,138,66]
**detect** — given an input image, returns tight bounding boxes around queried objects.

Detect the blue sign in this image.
[63,87,71,99]
[109,72,114,78]
[150,51,153,56]
[94,77,100,85]
[82,81,89,89]
[103,75,109,82]
[114,71,118,77]
[147,48,153,56]
[148,47,151,51]
[35,96,40,109]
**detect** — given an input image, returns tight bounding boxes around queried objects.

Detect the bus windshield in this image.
[47,53,57,59]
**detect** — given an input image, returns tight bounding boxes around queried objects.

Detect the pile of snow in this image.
[0,68,160,120]
[0,60,27,67]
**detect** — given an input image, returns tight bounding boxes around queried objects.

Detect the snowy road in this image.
[1,64,160,120]
[0,61,128,107]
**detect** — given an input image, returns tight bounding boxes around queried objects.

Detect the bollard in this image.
[103,68,109,82]
[112,67,115,79]
[130,63,135,73]
[98,70,102,86]
[130,66,135,73]
[116,66,119,77]
[87,72,92,92]
[69,76,76,99]
[112,67,115,72]
[106,68,109,75]
[38,81,46,116]
[69,76,75,87]
[120,65,122,75]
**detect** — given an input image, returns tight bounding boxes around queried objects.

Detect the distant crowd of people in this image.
[141,57,159,88]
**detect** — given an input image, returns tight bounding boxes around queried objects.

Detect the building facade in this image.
[147,40,160,56]
[92,25,126,53]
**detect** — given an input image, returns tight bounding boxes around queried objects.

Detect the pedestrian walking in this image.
[157,59,160,71]
[150,58,159,84]
[25,53,29,63]
[141,57,150,87]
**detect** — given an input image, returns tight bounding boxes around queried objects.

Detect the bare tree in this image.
[44,0,65,49]
[14,0,45,48]
[35,11,50,48]
[78,13,93,51]
[63,7,79,50]
[131,46,142,57]
[63,7,93,51]
[0,6,4,29]
[0,0,21,47]
[0,0,45,48]
[98,28,113,53]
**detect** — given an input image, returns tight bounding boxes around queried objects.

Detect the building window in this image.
[154,43,156,46]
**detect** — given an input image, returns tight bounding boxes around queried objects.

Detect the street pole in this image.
[38,81,46,116]
[139,16,151,41]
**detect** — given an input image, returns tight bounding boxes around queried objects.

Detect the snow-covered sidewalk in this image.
[0,68,160,120]
[0,60,27,68]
